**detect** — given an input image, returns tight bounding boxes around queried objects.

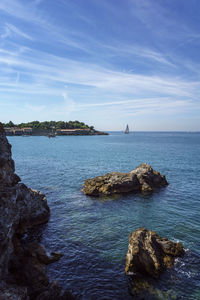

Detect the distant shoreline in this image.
[3,121,109,136]
[5,128,108,136]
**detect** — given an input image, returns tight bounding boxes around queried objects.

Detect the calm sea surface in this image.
[8,132,200,299]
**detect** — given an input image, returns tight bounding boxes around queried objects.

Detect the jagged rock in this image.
[9,238,74,299]
[82,163,168,196]
[0,123,20,186]
[0,122,50,280]
[25,243,63,264]
[125,227,184,277]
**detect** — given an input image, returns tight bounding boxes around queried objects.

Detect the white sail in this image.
[125,124,129,134]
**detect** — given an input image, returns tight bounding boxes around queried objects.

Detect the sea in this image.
[8,131,200,300]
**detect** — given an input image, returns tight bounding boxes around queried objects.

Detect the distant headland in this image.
[3,121,108,136]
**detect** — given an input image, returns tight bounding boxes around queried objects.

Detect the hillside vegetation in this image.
[3,120,94,130]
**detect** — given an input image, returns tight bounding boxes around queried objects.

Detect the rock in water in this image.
[125,227,184,277]
[82,163,168,196]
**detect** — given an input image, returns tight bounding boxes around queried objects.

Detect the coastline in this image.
[5,128,109,136]
[3,121,109,137]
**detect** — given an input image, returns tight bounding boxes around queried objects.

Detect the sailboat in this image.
[48,127,56,138]
[125,124,129,134]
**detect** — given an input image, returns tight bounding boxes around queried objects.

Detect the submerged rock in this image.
[82,163,168,196]
[125,227,184,277]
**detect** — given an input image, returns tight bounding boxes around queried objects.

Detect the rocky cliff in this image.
[0,123,74,299]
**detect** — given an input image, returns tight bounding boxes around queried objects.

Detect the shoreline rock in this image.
[125,227,184,278]
[82,163,168,196]
[0,123,74,299]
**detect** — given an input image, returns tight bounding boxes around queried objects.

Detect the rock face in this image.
[0,123,74,299]
[125,227,184,277]
[82,164,168,196]
[0,123,50,277]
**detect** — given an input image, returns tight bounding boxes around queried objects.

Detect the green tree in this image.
[7,121,15,127]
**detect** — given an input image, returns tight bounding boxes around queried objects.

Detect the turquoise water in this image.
[9,132,200,299]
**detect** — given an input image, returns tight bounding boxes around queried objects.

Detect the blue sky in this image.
[0,0,200,131]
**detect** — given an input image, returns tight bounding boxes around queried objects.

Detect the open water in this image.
[8,132,200,299]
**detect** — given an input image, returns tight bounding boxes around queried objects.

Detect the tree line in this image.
[3,121,94,130]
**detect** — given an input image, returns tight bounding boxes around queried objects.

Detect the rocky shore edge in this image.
[0,122,74,300]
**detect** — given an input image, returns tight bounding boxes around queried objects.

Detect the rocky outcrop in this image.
[125,227,184,277]
[0,123,74,299]
[0,122,50,278]
[8,238,71,299]
[82,164,168,196]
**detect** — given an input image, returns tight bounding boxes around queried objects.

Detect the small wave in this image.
[176,268,194,278]
[126,271,136,276]
[184,248,190,253]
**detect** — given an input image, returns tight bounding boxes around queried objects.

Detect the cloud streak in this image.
[0,45,200,109]
[2,23,33,40]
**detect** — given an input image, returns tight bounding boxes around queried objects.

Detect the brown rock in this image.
[82,163,168,196]
[125,227,184,277]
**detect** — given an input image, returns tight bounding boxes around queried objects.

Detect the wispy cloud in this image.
[1,23,33,40]
[0,0,46,25]
[103,43,174,67]
[77,97,197,116]
[0,0,178,66]
[0,46,199,99]
[130,0,200,45]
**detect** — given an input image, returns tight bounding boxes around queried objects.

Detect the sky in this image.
[0,0,200,131]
